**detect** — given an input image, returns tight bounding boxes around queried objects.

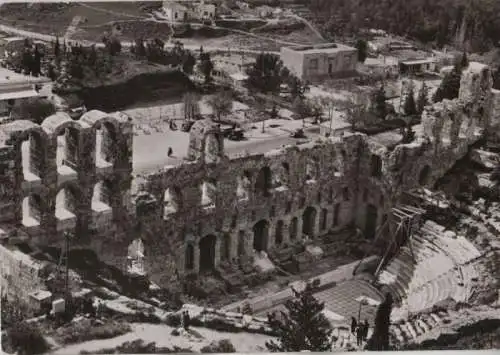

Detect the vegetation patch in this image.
[80,339,194,354]
[53,318,131,345]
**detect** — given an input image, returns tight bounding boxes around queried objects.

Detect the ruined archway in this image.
[289,217,298,240]
[419,165,431,186]
[275,220,284,246]
[204,134,221,164]
[127,238,146,275]
[255,166,272,197]
[201,179,216,207]
[22,194,43,227]
[253,219,269,252]
[95,122,117,167]
[365,204,378,239]
[302,206,317,238]
[185,244,194,271]
[305,156,319,181]
[236,171,251,200]
[92,180,113,212]
[199,234,216,272]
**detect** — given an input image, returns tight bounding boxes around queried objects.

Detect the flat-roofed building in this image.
[0,67,51,119]
[280,43,358,81]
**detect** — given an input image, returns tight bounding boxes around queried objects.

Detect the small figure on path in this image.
[356,324,363,347]
[351,316,357,334]
[183,310,190,331]
[168,147,173,157]
[362,319,369,342]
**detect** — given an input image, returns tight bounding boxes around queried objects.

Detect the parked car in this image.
[290,128,305,138]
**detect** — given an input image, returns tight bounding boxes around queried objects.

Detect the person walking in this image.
[167,147,173,157]
[351,316,357,335]
[362,319,369,342]
[356,324,363,347]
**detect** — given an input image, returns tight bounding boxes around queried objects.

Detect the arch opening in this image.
[333,203,340,227]
[22,194,42,227]
[302,206,317,238]
[365,204,378,239]
[237,230,245,256]
[255,166,272,197]
[164,187,182,217]
[92,180,113,212]
[204,134,220,164]
[95,122,117,168]
[220,233,231,261]
[289,217,298,240]
[199,234,217,272]
[275,220,284,246]
[185,244,194,271]
[56,187,77,221]
[201,179,216,208]
[305,156,319,181]
[419,165,431,186]
[253,219,269,252]
[236,171,251,200]
[21,132,44,181]
[320,208,328,231]
[56,128,78,174]
[370,155,382,178]
[127,238,146,276]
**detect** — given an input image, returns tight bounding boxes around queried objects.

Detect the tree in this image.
[356,39,368,63]
[416,81,429,114]
[246,53,286,95]
[6,321,50,355]
[182,51,196,74]
[293,96,312,128]
[310,98,324,124]
[183,92,201,120]
[266,280,332,352]
[198,52,214,83]
[287,75,309,100]
[365,292,393,351]
[344,93,369,131]
[433,67,461,103]
[134,38,147,57]
[461,51,469,69]
[54,37,61,58]
[103,35,121,56]
[10,98,57,124]
[403,82,417,116]
[207,90,233,121]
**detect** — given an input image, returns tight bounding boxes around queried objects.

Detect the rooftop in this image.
[0,67,51,86]
[285,43,356,54]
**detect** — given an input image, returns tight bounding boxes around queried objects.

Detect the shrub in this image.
[56,319,131,345]
[200,339,236,353]
[6,322,50,355]
[165,312,182,327]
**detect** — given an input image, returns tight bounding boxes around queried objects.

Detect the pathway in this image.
[64,16,82,40]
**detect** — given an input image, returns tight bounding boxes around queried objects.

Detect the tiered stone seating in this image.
[390,310,452,345]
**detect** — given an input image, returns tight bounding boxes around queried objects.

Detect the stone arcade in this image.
[0,62,498,286]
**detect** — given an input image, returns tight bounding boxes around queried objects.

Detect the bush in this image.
[80,339,194,354]
[6,322,50,355]
[165,312,182,327]
[200,339,236,353]
[56,319,131,345]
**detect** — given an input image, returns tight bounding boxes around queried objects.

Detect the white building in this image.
[0,67,51,120]
[280,43,358,81]
[162,0,216,22]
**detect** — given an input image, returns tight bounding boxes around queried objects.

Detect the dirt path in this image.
[52,323,272,354]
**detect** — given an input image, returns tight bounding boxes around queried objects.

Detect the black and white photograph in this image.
[0,0,499,353]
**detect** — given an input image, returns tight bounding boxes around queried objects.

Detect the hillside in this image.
[308,0,500,52]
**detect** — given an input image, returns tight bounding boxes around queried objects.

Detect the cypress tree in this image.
[365,292,393,351]
[266,280,333,352]
[403,83,417,116]
[416,81,429,114]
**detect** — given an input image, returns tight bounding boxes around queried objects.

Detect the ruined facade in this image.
[0,62,497,286]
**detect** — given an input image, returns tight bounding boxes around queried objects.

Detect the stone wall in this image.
[133,62,495,284]
[0,244,48,306]
[0,62,497,287]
